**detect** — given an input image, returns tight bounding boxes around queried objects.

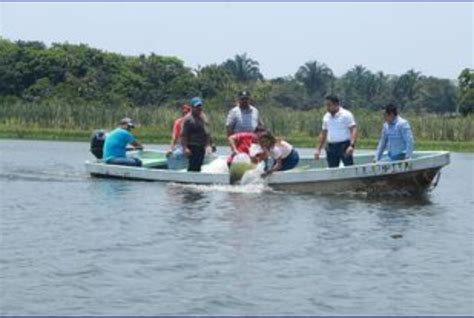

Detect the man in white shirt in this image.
[314,95,357,168]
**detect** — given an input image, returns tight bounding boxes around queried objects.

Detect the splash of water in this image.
[240,162,266,186]
[201,158,229,174]
[170,182,270,194]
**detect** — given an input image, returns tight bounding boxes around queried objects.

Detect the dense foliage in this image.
[0,38,468,115]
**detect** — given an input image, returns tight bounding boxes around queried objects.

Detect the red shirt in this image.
[232,132,257,154]
[172,117,185,140]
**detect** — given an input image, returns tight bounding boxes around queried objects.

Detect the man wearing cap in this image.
[103,117,144,166]
[375,103,414,161]
[181,97,213,172]
[315,95,357,168]
[226,90,264,136]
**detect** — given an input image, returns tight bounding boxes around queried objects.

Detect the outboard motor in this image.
[90,129,107,159]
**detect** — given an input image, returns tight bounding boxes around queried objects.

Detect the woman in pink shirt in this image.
[258,131,300,177]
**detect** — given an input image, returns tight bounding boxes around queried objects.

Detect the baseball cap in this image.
[190,97,203,107]
[119,117,135,128]
[238,90,251,99]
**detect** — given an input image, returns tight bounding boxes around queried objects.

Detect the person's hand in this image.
[184,147,192,157]
[314,149,321,160]
[166,149,173,157]
[345,146,354,156]
[261,170,272,178]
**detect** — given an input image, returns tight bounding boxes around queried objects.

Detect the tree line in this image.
[0,37,472,115]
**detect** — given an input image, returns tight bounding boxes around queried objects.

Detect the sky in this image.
[0,2,472,79]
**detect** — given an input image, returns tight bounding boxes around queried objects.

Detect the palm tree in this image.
[295,60,334,102]
[392,69,421,110]
[222,53,263,82]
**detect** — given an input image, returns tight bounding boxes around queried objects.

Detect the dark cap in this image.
[119,117,135,128]
[238,90,251,99]
[383,103,398,115]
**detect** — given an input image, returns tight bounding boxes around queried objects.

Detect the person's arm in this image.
[346,125,357,155]
[375,126,387,161]
[170,120,181,149]
[262,158,282,178]
[401,122,414,159]
[228,134,239,154]
[130,140,143,150]
[314,130,327,160]
[257,111,265,130]
[225,109,235,137]
[203,114,214,151]
[180,120,192,157]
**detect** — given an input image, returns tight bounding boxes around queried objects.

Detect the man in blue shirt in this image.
[103,117,143,166]
[375,104,414,161]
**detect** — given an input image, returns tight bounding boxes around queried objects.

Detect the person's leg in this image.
[280,150,300,171]
[168,146,188,170]
[106,157,142,167]
[326,144,340,168]
[187,145,206,172]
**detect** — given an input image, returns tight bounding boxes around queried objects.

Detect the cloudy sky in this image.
[0,2,472,79]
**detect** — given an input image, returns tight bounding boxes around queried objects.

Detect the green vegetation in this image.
[0,38,473,151]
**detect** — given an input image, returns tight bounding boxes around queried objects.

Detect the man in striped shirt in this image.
[226,90,264,136]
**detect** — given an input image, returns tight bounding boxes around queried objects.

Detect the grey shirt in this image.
[226,105,261,134]
[181,114,211,147]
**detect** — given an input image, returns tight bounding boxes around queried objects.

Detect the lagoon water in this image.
[0,140,473,315]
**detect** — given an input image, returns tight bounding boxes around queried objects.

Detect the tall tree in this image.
[413,77,458,113]
[295,60,334,105]
[457,68,474,116]
[222,53,263,82]
[391,69,421,110]
[195,64,233,99]
[337,65,380,108]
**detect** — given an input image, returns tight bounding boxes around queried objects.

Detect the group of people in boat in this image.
[96,91,414,176]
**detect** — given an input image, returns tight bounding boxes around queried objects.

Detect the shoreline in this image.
[1,128,472,152]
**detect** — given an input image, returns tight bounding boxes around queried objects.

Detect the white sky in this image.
[0,2,472,79]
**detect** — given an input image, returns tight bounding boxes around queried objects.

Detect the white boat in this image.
[85,150,450,195]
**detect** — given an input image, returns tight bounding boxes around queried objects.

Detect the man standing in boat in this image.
[226,90,264,136]
[103,117,143,167]
[181,97,213,172]
[314,95,357,168]
[374,103,414,161]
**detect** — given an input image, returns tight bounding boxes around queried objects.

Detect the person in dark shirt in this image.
[180,97,212,172]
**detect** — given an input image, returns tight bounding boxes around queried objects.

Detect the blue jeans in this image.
[388,153,406,161]
[167,145,188,170]
[326,140,353,168]
[106,157,142,167]
[280,149,300,171]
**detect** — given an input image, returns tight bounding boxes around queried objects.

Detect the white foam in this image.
[201,158,229,174]
[170,182,271,194]
[240,162,266,186]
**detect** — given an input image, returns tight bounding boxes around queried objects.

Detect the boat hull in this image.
[85,151,450,195]
[270,167,441,194]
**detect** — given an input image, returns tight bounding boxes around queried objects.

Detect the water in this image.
[0,140,473,315]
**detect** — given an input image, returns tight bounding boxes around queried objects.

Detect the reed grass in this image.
[0,100,473,152]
